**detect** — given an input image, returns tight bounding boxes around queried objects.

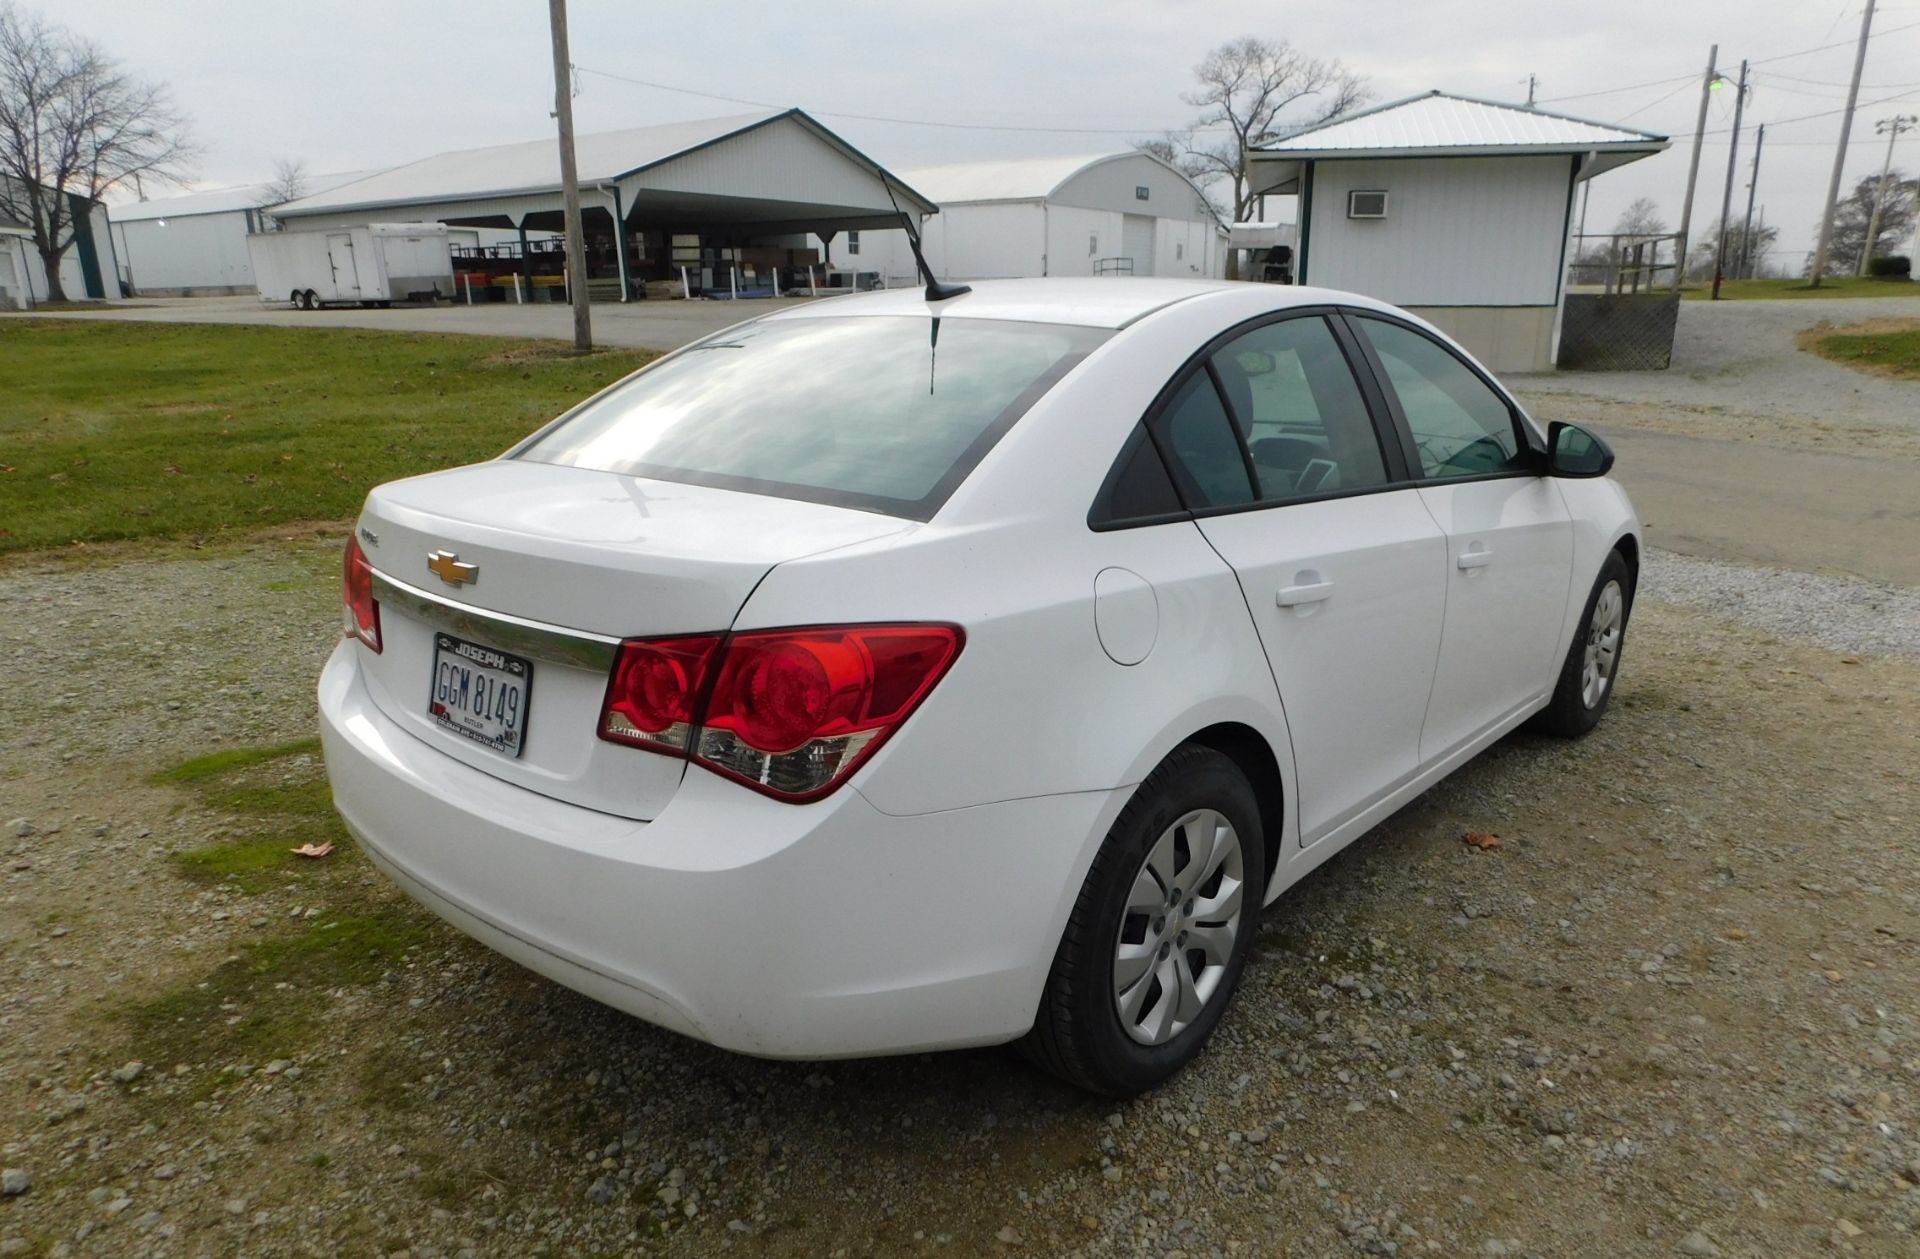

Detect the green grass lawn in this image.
[1681,276,1918,300]
[0,320,654,553]
[1800,318,1920,379]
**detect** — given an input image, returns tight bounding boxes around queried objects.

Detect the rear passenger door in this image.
[1345,313,1573,760]
[1148,312,1448,845]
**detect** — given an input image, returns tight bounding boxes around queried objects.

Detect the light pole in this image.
[1859,114,1917,275]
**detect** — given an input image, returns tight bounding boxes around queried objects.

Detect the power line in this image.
[572,64,1218,136]
[1537,18,1920,108]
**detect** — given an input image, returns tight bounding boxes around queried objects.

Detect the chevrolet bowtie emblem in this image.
[426,550,478,587]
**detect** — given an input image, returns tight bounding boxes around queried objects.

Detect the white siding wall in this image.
[1154,216,1223,279]
[114,210,257,293]
[1045,205,1124,277]
[1303,155,1574,306]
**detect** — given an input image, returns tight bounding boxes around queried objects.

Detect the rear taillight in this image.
[343,535,382,653]
[596,624,962,802]
[599,635,723,753]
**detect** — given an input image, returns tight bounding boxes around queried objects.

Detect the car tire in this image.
[1022,745,1266,1096]
[1531,549,1632,738]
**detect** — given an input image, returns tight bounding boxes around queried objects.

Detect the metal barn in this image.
[829,151,1225,283]
[1246,92,1669,373]
[270,110,935,301]
[108,173,370,296]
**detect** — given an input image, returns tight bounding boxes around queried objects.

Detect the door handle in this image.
[1277,580,1335,607]
[1456,546,1494,571]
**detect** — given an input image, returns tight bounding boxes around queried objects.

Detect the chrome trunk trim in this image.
[370,571,621,672]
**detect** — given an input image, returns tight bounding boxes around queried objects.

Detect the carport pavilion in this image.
[271,109,937,299]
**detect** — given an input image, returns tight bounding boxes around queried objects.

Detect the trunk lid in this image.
[352,460,912,819]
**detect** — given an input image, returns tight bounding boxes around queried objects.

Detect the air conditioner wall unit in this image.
[1347,190,1389,219]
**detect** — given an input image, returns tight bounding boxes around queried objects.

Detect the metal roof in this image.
[109,171,373,222]
[894,153,1123,204]
[1252,91,1669,156]
[273,110,934,220]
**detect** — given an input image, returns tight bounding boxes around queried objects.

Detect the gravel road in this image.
[3,539,1916,1259]
[1513,294,1920,434]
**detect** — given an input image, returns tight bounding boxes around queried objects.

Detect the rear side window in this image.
[513,316,1108,520]
[1351,317,1527,479]
[1153,372,1255,509]
[1208,317,1390,502]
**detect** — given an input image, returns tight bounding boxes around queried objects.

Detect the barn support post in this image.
[608,185,631,301]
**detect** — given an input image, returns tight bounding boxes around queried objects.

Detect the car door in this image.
[1147,311,1448,844]
[1344,313,1574,762]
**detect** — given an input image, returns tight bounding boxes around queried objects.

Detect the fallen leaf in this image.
[290,842,335,859]
[164,463,184,476]
[1462,831,1502,851]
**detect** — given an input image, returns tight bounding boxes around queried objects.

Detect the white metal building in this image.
[0,221,32,310]
[271,110,935,300]
[828,152,1225,283]
[0,176,116,304]
[1246,92,1669,372]
[108,172,370,296]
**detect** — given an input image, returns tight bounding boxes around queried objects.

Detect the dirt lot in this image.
[1,530,1916,1259]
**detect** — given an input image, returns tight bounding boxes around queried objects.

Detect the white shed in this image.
[0,175,117,304]
[1247,92,1669,372]
[108,172,370,296]
[826,152,1225,283]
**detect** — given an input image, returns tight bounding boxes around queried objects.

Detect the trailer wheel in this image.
[302,290,319,310]
[289,290,303,309]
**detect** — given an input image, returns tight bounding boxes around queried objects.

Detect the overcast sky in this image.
[55,0,1920,266]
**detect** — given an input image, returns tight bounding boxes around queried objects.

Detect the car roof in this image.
[761,277,1392,330]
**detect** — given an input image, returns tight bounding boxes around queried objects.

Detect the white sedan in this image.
[319,279,1637,1096]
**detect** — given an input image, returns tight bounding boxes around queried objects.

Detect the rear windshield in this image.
[510,315,1108,520]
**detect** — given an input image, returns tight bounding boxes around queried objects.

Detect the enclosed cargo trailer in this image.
[249,223,453,308]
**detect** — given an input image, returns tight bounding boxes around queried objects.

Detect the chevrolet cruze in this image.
[319,278,1637,1095]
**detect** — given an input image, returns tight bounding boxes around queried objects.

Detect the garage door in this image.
[1122,214,1155,277]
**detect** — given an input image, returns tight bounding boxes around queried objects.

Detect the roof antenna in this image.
[879,169,970,302]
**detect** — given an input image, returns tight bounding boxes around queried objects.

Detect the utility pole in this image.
[548,0,592,352]
[1672,44,1718,291]
[1739,124,1766,279]
[1859,114,1917,274]
[1526,74,1538,107]
[1810,0,1876,287]
[1711,60,1749,300]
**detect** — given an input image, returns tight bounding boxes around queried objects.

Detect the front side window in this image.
[513,316,1107,520]
[1352,317,1528,479]
[1208,316,1390,503]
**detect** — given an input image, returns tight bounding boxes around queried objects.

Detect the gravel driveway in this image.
[3,540,1916,1259]
[1514,294,1920,433]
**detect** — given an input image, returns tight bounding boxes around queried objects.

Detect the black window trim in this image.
[1088,305,1419,531]
[1334,307,1549,487]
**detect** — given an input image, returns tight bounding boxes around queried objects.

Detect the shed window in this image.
[1088,234,1098,257]
[847,230,861,256]
[1135,185,1150,201]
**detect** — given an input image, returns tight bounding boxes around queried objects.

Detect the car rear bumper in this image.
[318,641,1120,1058]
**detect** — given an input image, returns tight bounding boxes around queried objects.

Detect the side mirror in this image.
[1547,421,1614,478]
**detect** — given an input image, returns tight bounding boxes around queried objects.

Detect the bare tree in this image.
[1611,197,1667,238]
[0,1,194,301]
[256,158,308,208]
[1156,36,1367,250]
[253,158,307,232]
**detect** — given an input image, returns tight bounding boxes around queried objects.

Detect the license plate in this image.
[429,632,533,757]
